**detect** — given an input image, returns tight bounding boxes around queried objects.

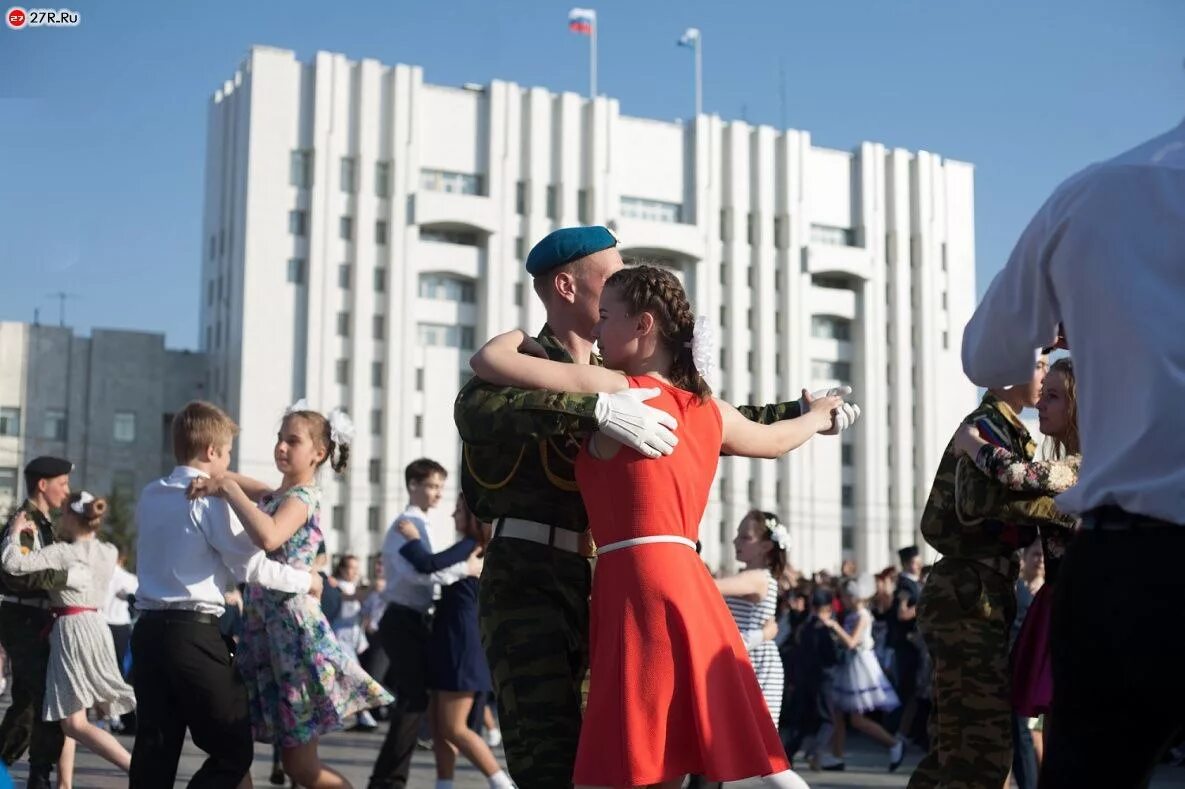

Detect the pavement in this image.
[2,699,1184,787]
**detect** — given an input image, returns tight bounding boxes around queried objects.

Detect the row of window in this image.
[287,211,389,245]
[290,151,394,198]
[0,408,134,443]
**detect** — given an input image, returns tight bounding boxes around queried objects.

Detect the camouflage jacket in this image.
[454,324,805,533]
[921,393,1067,560]
[0,499,67,598]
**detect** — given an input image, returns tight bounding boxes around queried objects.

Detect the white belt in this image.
[596,535,697,555]
[1,595,50,609]
[494,517,583,554]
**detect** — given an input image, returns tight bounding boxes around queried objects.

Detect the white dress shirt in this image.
[104,564,138,626]
[134,466,312,615]
[380,505,468,613]
[963,119,1185,524]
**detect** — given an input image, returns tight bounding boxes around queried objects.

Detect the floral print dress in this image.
[238,485,393,746]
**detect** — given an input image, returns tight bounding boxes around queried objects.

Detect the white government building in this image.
[200,45,978,574]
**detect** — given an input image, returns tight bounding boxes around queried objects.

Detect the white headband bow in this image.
[69,491,94,516]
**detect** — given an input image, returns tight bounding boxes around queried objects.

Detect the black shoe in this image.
[27,768,53,789]
[270,764,286,785]
[821,761,846,772]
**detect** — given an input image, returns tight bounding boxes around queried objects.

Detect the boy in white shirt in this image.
[129,401,322,788]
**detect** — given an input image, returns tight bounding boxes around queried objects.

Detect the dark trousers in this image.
[368,604,431,789]
[0,604,64,774]
[1011,713,1039,789]
[1041,518,1185,789]
[129,615,255,789]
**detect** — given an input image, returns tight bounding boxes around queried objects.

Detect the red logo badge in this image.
[6,6,26,28]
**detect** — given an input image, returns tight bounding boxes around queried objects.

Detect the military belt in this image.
[494,517,582,554]
[0,595,50,610]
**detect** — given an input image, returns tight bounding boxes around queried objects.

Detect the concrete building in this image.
[201,45,978,573]
[0,322,206,514]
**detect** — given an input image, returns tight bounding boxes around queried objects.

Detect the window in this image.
[371,361,383,388]
[942,291,948,310]
[368,506,381,534]
[338,263,351,289]
[420,228,480,246]
[0,407,20,437]
[368,459,381,484]
[747,351,754,372]
[113,412,136,443]
[812,274,850,290]
[340,157,356,193]
[811,315,852,341]
[372,315,385,341]
[287,258,305,285]
[420,169,483,195]
[747,266,753,288]
[336,312,350,337]
[747,309,754,331]
[206,280,214,305]
[719,305,727,326]
[811,359,852,383]
[417,324,477,350]
[289,150,313,188]
[208,235,215,261]
[418,274,476,303]
[842,443,854,467]
[842,525,854,551]
[620,196,682,223]
[941,242,948,272]
[339,216,354,241]
[375,161,391,198]
[414,415,423,438]
[546,185,558,219]
[719,348,727,372]
[415,368,424,391]
[842,484,854,508]
[288,210,307,237]
[335,359,349,385]
[40,409,66,441]
[514,283,523,307]
[747,478,756,503]
[719,207,732,241]
[810,224,857,247]
[514,236,525,261]
[374,268,386,293]
[370,409,382,436]
[0,467,16,500]
[775,269,783,293]
[515,181,527,214]
[578,188,591,224]
[774,215,788,250]
[375,220,388,246]
[332,505,345,532]
[747,212,756,245]
[215,323,221,349]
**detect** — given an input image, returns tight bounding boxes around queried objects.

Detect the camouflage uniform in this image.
[0,501,67,775]
[455,325,803,789]
[908,393,1071,789]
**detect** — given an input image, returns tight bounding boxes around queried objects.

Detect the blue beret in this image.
[24,456,72,479]
[525,226,617,276]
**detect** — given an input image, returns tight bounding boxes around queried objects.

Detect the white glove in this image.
[800,385,862,436]
[595,388,679,459]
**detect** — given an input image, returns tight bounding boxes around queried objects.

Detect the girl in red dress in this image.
[472,265,842,789]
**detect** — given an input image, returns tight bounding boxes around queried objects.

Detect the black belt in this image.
[1083,505,1182,531]
[138,609,220,626]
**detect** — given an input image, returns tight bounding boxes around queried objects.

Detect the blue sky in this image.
[1,0,1181,349]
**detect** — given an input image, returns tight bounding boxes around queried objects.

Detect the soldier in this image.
[907,357,1070,789]
[0,456,72,789]
[455,225,862,789]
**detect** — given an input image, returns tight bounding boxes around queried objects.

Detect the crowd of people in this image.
[0,114,1183,789]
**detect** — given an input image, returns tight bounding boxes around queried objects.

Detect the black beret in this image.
[24,456,73,479]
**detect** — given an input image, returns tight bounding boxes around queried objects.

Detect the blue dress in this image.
[399,537,491,693]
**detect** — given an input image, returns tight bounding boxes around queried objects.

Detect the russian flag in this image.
[568,7,595,35]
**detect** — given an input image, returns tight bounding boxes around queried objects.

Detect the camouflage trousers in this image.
[479,536,591,789]
[908,558,1017,789]
[0,603,65,772]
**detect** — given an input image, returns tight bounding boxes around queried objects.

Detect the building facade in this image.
[0,322,206,515]
[201,45,978,572]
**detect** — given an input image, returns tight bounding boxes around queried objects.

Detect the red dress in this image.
[571,376,791,786]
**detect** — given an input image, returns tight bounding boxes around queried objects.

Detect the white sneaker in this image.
[485,727,502,748]
[889,739,906,772]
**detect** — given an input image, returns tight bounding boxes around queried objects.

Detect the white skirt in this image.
[44,611,136,721]
[832,648,900,714]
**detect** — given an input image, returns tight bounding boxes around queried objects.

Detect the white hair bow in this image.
[70,491,95,516]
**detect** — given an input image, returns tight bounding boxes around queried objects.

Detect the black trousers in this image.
[367,604,431,789]
[0,603,64,774]
[129,615,255,789]
[1040,514,1185,789]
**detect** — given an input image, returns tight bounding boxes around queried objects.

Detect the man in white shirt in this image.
[129,402,322,789]
[369,459,473,789]
[962,118,1185,787]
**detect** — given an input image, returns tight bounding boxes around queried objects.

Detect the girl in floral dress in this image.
[191,404,392,788]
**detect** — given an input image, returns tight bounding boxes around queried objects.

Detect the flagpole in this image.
[590,16,598,99]
[694,33,702,118]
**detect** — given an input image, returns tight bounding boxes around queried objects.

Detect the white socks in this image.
[764,770,811,789]
[488,770,516,788]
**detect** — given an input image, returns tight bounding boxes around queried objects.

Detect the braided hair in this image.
[603,264,712,401]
